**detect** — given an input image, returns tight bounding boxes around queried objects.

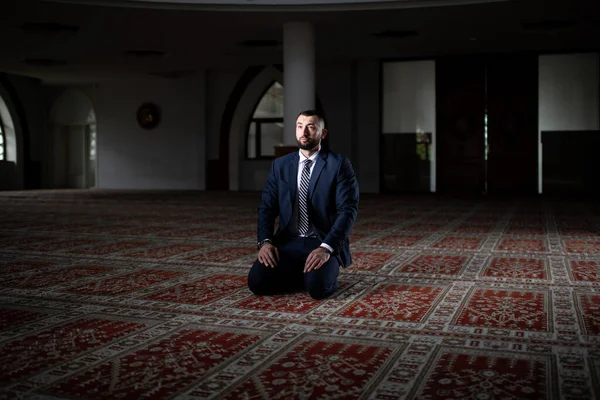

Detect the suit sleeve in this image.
[323,157,359,252]
[257,160,280,243]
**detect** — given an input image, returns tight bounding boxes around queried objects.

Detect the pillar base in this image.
[274,145,298,159]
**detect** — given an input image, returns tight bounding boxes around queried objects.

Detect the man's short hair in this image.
[298,109,325,129]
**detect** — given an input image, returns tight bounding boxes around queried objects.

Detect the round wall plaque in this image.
[137,103,161,129]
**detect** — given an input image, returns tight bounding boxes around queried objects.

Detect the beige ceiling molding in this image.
[41,0,509,12]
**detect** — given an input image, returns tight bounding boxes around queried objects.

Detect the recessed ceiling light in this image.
[522,20,577,31]
[373,30,419,39]
[238,40,281,47]
[149,70,196,79]
[20,22,79,35]
[23,58,67,66]
[125,50,168,58]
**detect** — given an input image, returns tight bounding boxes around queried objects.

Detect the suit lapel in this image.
[287,152,299,205]
[308,151,327,200]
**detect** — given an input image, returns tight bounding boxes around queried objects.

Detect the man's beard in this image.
[297,137,319,150]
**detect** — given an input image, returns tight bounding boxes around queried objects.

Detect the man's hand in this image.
[304,247,331,273]
[258,243,279,268]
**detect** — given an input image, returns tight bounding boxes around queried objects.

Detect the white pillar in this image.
[283,22,315,145]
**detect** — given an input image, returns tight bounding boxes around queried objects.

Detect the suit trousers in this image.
[248,237,339,300]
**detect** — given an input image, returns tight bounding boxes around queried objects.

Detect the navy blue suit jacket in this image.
[257,149,359,268]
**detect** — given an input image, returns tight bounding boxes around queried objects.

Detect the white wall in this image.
[538,53,600,193]
[85,73,206,190]
[382,60,436,135]
[382,60,436,192]
[65,125,87,189]
[51,124,67,188]
[539,53,599,132]
[206,68,241,161]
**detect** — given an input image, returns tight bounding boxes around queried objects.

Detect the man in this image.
[248,109,359,300]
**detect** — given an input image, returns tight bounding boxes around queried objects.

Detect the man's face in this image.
[296,115,327,150]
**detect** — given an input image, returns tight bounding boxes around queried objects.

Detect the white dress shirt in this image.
[297,148,319,186]
[297,147,334,254]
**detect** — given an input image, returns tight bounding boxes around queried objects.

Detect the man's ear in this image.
[320,128,328,140]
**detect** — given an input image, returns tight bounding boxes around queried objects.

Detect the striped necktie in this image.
[298,159,312,236]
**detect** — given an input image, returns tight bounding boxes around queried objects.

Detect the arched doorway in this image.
[50,89,97,189]
[221,65,327,191]
[228,65,283,191]
[0,82,23,190]
[246,81,284,160]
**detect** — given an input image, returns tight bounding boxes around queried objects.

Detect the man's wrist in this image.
[257,239,272,250]
[319,243,333,254]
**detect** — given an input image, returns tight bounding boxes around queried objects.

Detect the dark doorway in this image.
[486,55,538,195]
[542,130,600,197]
[381,133,432,193]
[436,56,486,194]
[436,55,539,195]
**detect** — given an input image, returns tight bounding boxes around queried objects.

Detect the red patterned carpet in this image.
[1,190,600,399]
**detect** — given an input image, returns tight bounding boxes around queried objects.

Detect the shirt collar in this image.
[299,146,320,164]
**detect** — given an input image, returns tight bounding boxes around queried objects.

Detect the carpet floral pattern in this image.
[1,190,600,399]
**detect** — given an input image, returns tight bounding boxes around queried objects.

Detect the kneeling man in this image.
[248,109,359,300]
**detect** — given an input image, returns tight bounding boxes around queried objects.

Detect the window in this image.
[90,123,96,161]
[88,109,96,161]
[0,114,5,161]
[247,82,284,159]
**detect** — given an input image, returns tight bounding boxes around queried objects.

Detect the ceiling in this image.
[0,0,597,84]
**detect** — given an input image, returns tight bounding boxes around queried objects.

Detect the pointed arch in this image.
[215,65,327,191]
[49,88,98,189]
[50,88,96,126]
[0,113,5,161]
[246,81,284,159]
[0,88,18,163]
[228,65,283,191]
[0,76,24,190]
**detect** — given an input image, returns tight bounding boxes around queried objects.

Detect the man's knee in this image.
[305,259,339,300]
[248,261,272,295]
[306,279,337,300]
[248,276,264,295]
